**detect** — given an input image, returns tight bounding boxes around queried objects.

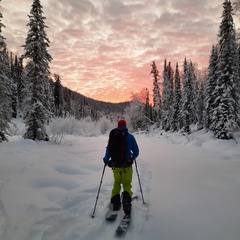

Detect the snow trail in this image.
[0,132,240,240]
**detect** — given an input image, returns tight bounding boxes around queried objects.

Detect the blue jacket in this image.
[103,126,139,163]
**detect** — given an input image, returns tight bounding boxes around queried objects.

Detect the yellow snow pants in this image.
[111,166,133,198]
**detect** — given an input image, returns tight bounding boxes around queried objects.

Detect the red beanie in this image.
[118,119,126,127]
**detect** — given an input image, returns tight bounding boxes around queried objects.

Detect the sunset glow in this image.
[1,0,228,103]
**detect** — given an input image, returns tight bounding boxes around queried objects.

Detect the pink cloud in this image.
[1,0,226,103]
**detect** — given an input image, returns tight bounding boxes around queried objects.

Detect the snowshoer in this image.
[103,120,139,215]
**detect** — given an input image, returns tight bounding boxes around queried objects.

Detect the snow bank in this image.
[0,122,240,240]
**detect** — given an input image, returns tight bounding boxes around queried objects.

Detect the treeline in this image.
[10,57,128,119]
[1,52,128,140]
[132,0,240,140]
[0,0,128,142]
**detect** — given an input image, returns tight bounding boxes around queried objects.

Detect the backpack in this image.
[108,127,128,167]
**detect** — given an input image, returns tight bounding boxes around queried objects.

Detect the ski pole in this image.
[134,160,146,204]
[91,163,107,218]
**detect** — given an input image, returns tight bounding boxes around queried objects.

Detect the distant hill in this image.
[86,97,130,114]
[60,85,130,117]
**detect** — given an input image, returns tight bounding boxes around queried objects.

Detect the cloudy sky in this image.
[0,0,232,103]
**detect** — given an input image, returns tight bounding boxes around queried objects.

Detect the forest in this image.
[0,0,240,142]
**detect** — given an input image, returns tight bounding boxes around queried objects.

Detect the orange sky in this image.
[1,0,235,103]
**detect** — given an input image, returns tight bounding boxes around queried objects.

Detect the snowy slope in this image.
[0,130,240,240]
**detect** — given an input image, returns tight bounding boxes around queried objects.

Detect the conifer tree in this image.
[54,74,62,117]
[191,63,198,124]
[9,52,18,118]
[181,58,195,134]
[205,45,219,130]
[14,56,23,115]
[150,61,161,124]
[21,0,53,141]
[16,57,24,117]
[195,83,204,130]
[0,2,12,142]
[162,60,174,131]
[151,61,161,108]
[211,0,240,139]
[171,63,182,131]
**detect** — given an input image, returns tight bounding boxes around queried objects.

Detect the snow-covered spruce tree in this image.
[195,82,205,130]
[233,0,240,128]
[204,45,219,130]
[0,2,12,142]
[151,61,161,108]
[14,56,24,118]
[9,53,18,118]
[191,64,198,125]
[161,60,174,131]
[171,63,182,131]
[53,74,63,117]
[21,0,53,141]
[150,61,161,124]
[211,0,240,139]
[181,58,195,134]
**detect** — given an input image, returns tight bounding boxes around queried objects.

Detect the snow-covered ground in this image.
[0,127,240,240]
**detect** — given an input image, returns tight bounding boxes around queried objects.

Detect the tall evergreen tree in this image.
[151,61,161,108]
[14,56,23,115]
[232,1,240,125]
[191,62,198,124]
[171,63,182,131]
[16,57,24,117]
[181,58,195,134]
[162,60,174,131]
[53,74,62,117]
[0,2,12,142]
[150,61,161,124]
[211,0,240,139]
[9,52,18,118]
[21,0,53,141]
[205,45,219,130]
[195,83,205,130]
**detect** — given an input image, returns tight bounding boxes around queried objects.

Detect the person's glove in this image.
[107,160,113,168]
[127,158,135,165]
